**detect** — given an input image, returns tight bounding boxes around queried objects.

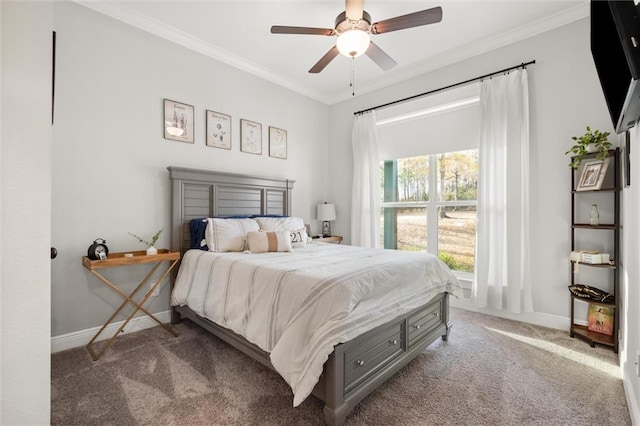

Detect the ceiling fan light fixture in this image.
[336,29,370,58]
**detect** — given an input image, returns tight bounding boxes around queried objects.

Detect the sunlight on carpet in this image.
[485,327,620,378]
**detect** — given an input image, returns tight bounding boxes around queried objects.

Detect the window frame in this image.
[381,152,478,276]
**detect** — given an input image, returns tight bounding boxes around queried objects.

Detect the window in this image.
[380,150,478,273]
[375,83,480,275]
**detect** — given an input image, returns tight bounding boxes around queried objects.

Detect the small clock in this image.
[87,238,109,260]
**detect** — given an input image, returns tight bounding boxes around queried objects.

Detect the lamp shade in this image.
[317,203,337,221]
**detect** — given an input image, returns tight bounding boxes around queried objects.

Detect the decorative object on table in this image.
[87,238,109,260]
[163,99,194,143]
[568,284,614,304]
[206,110,231,149]
[240,119,262,155]
[587,303,614,336]
[128,228,164,255]
[565,126,611,169]
[576,159,609,191]
[268,126,287,159]
[590,204,599,226]
[317,202,336,237]
[305,224,311,238]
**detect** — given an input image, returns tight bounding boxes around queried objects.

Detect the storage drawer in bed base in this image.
[173,292,451,426]
[322,292,450,425]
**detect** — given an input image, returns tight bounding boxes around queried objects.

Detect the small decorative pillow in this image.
[205,218,260,252]
[247,231,292,253]
[290,228,309,248]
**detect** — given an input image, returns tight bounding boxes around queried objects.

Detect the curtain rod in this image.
[353,60,536,115]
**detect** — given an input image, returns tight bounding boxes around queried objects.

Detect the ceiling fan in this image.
[271,0,443,73]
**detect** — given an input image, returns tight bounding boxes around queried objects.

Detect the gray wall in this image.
[51,2,330,336]
[623,126,640,423]
[1,1,52,423]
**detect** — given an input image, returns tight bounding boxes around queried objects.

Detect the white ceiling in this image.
[78,1,588,104]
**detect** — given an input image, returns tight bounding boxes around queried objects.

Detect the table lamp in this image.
[317,202,336,237]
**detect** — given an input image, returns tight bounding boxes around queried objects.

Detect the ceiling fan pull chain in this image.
[350,57,356,96]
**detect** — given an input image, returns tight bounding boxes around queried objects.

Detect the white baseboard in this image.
[51,310,172,353]
[623,369,640,426]
[450,298,571,331]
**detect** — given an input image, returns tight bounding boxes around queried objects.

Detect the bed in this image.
[168,166,462,425]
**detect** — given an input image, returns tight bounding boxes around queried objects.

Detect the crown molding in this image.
[74,1,587,106]
[73,1,333,104]
[325,3,589,104]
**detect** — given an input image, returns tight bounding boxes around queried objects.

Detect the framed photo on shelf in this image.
[587,303,614,336]
[269,126,287,159]
[206,110,231,150]
[576,158,609,191]
[163,99,194,143]
[240,119,262,155]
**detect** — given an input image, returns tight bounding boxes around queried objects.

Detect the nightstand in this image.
[82,249,180,360]
[313,235,343,244]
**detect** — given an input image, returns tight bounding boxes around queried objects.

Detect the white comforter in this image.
[171,242,462,406]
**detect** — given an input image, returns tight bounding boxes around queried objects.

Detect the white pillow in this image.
[290,227,309,248]
[255,216,305,232]
[205,218,260,252]
[247,231,292,253]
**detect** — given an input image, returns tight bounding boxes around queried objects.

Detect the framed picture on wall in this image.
[163,99,194,143]
[269,126,287,159]
[240,119,262,155]
[206,110,231,150]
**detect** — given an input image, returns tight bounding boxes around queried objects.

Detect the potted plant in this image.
[565,126,612,169]
[129,228,163,255]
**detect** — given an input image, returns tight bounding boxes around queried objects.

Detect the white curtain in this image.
[473,68,532,313]
[351,111,380,247]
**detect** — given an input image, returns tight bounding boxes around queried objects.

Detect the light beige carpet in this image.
[51,308,631,425]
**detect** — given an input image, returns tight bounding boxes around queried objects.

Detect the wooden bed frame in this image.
[168,166,452,426]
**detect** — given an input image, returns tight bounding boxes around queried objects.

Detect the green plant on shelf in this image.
[565,126,611,169]
[128,228,163,248]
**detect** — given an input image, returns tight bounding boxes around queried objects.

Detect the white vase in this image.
[146,246,158,256]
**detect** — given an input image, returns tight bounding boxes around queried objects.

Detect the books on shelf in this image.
[569,250,610,264]
[587,304,614,336]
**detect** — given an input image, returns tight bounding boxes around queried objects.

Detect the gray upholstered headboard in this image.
[167,166,295,255]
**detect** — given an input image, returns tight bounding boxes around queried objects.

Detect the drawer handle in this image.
[432,312,439,318]
[356,360,365,366]
[414,324,421,330]
[390,339,398,345]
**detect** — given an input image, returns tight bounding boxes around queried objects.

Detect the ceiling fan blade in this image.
[271,26,335,36]
[309,46,339,73]
[365,42,397,71]
[345,0,364,21]
[371,6,442,35]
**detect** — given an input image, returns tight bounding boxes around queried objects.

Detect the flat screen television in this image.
[591,0,640,134]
